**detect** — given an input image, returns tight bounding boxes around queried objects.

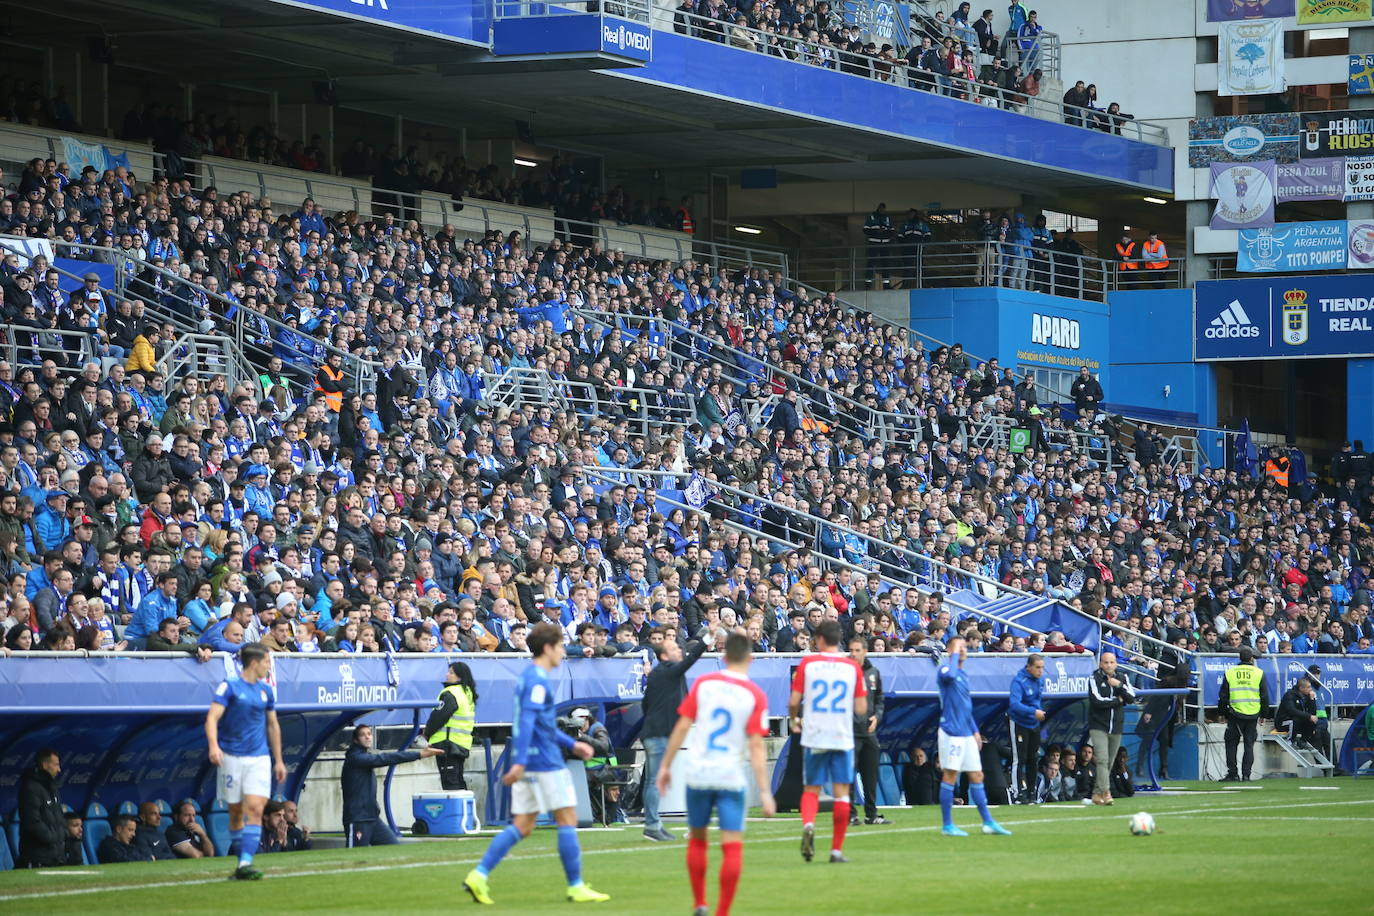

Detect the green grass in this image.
[3,780,1371,914]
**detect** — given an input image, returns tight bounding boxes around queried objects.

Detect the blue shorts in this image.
[802,748,854,789]
[686,787,747,833]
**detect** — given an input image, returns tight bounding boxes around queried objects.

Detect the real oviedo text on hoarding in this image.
[1195,274,1374,360]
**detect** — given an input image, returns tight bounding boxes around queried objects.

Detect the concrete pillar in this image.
[1186,200,1211,282]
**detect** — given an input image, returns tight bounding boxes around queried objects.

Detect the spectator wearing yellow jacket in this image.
[125,324,160,373]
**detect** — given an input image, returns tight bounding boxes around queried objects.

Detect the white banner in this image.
[0,236,55,268]
[1219,19,1287,96]
[1343,156,1374,202]
[1347,219,1374,268]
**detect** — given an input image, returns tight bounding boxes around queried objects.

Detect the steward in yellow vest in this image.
[1218,647,1270,782]
[423,662,479,790]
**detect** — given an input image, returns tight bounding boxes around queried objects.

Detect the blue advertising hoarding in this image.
[1194,274,1374,361]
[1237,221,1348,272]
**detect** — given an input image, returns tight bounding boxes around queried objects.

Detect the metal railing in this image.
[966,413,1119,467]
[497,0,651,21]
[572,306,932,450]
[156,332,255,392]
[795,241,1184,301]
[579,465,1051,639]
[147,149,710,264]
[0,325,95,370]
[902,2,1061,79]
[35,237,383,394]
[592,465,1098,632]
[665,10,1167,146]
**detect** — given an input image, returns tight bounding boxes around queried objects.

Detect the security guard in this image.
[864,202,896,289]
[423,662,479,790]
[1115,233,1138,273]
[314,351,346,413]
[1264,447,1291,490]
[1218,646,1270,782]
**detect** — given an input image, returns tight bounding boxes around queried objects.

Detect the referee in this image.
[1008,653,1046,804]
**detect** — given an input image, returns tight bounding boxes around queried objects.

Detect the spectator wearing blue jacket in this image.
[1003,213,1035,290]
[198,605,254,655]
[34,490,72,552]
[124,572,181,649]
[1009,653,1046,803]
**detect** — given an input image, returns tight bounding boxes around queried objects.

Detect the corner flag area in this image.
[3,779,1368,914]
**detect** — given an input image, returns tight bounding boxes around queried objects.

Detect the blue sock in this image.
[970,782,994,825]
[939,780,955,828]
[228,826,243,856]
[477,825,523,877]
[557,825,582,887]
[238,824,261,867]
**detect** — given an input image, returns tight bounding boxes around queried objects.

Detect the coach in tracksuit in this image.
[1008,654,1046,804]
[341,724,443,846]
[1087,651,1136,805]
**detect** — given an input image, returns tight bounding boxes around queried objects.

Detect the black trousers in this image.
[854,733,881,820]
[435,741,468,790]
[1224,716,1258,779]
[1012,722,1041,800]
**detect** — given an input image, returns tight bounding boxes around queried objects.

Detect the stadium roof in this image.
[19,0,1171,195]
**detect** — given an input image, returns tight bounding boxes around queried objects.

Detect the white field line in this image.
[4,796,1372,902]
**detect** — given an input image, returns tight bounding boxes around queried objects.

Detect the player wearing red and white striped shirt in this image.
[788,620,867,864]
[658,632,775,916]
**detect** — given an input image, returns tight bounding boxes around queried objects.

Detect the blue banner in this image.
[1198,654,1374,707]
[1237,221,1348,272]
[1195,274,1374,360]
[1351,53,1374,96]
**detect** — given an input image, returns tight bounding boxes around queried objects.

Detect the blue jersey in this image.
[510,664,576,772]
[212,676,276,756]
[937,663,977,737]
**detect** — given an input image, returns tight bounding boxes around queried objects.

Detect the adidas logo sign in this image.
[1204,299,1260,338]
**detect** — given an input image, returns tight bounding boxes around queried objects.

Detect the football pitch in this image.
[3,779,1370,914]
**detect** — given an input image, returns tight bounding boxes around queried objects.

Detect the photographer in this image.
[566,707,626,825]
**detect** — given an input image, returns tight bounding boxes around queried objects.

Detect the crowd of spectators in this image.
[670,0,1132,129]
[0,141,1370,683]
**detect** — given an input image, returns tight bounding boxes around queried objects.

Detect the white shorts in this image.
[510,767,577,816]
[219,753,271,805]
[937,730,982,774]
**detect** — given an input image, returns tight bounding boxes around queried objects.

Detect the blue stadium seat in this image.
[153,798,172,818]
[116,801,137,816]
[0,826,13,871]
[83,803,111,866]
[207,799,230,857]
[3,810,19,862]
[877,754,903,806]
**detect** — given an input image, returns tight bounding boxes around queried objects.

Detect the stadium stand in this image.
[1,4,1373,876]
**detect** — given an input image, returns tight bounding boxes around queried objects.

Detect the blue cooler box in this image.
[413,791,480,835]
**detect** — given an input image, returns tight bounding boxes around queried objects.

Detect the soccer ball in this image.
[1129,812,1155,836]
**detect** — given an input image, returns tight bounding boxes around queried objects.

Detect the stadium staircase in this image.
[1261,731,1335,778]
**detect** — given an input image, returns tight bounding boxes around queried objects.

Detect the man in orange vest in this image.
[1264,447,1290,490]
[1115,233,1138,282]
[1142,231,1168,286]
[314,351,347,413]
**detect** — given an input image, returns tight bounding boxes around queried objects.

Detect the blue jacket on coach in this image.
[1009,666,1045,729]
[341,743,423,826]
